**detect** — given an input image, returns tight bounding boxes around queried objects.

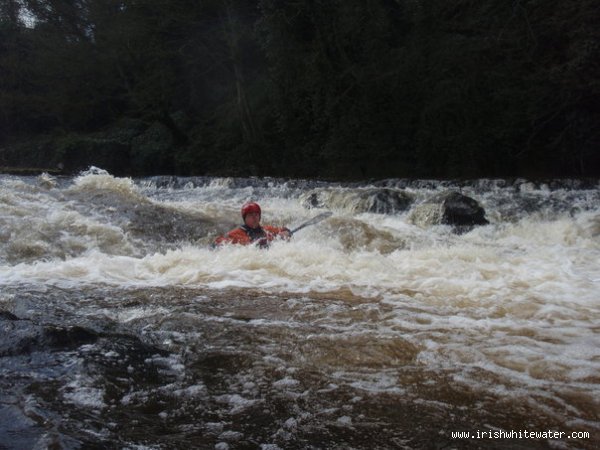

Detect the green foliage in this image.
[130,122,174,174]
[0,0,598,178]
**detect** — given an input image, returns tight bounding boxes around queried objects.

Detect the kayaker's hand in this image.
[281,228,292,240]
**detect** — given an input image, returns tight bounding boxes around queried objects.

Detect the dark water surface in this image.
[1,285,590,449]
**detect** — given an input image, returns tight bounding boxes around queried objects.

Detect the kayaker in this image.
[214,202,291,248]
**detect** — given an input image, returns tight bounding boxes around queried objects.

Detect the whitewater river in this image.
[0,170,598,449]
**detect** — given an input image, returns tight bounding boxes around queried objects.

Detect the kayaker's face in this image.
[244,212,260,229]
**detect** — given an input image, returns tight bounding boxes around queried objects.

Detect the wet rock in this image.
[0,310,18,321]
[42,326,98,350]
[0,314,98,357]
[303,192,323,209]
[301,188,414,214]
[0,404,45,450]
[409,191,488,232]
[362,188,414,214]
[439,192,489,226]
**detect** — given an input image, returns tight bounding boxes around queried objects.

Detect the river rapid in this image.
[0,169,599,449]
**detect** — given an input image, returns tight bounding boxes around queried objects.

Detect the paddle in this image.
[289,211,333,235]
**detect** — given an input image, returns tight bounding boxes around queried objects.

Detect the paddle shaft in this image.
[290,212,332,235]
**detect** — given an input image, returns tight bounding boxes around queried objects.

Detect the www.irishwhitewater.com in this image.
[451,430,590,440]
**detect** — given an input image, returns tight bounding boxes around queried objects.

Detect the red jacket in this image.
[214,225,290,246]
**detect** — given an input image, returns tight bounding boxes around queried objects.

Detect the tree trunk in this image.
[224,1,258,151]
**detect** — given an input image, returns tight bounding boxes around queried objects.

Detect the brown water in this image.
[0,172,598,448]
[3,284,594,449]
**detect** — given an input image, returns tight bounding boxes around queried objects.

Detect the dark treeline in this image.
[1,0,599,179]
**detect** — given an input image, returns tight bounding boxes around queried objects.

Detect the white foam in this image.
[214,394,259,414]
[63,375,106,409]
[336,416,353,426]
[272,377,300,388]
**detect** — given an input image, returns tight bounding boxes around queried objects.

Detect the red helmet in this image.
[241,202,261,219]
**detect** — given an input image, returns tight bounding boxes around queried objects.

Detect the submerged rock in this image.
[66,171,217,248]
[0,313,98,357]
[301,188,414,214]
[409,191,488,232]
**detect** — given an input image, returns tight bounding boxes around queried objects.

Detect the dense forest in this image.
[1,0,599,179]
